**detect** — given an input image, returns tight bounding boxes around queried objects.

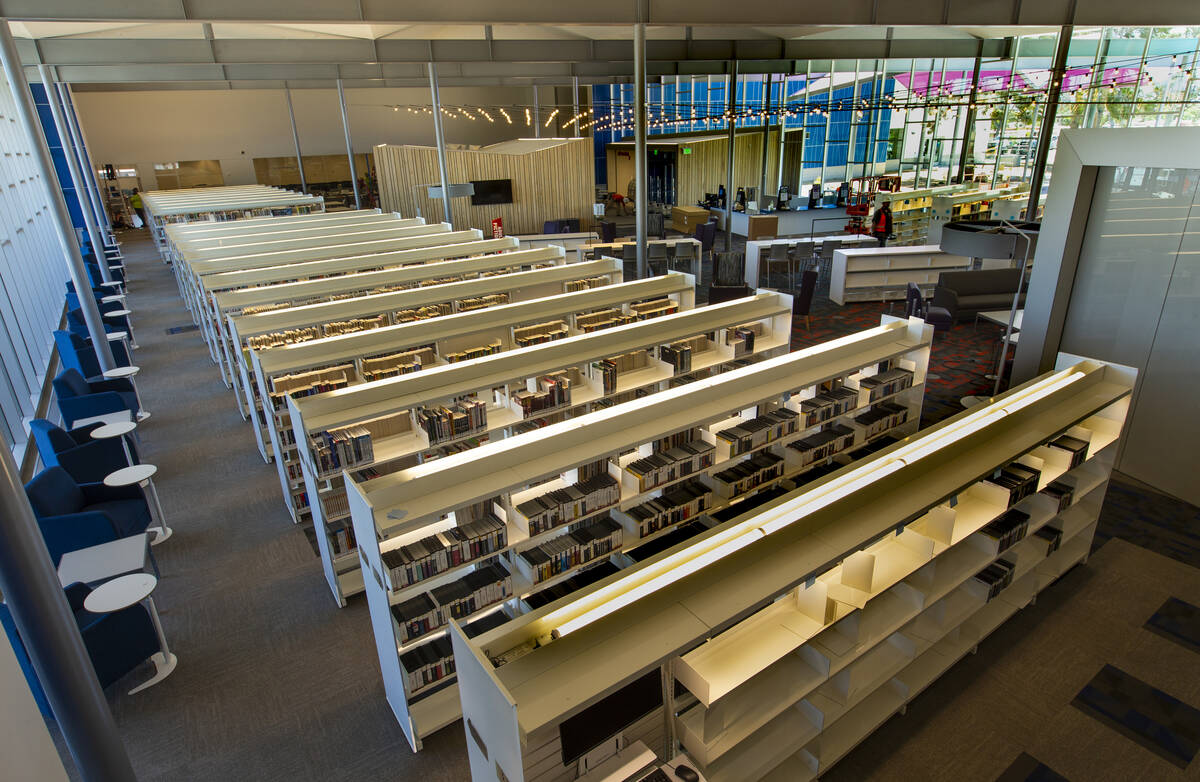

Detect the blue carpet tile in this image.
[164,323,200,334]
[1091,477,1200,569]
[1071,664,1200,769]
[1144,597,1200,654]
[994,752,1070,782]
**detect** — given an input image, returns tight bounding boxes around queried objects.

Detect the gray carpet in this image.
[51,231,1200,781]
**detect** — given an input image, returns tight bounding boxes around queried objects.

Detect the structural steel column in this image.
[336,78,361,210]
[55,82,107,241]
[956,45,984,184]
[39,66,110,286]
[725,61,739,251]
[0,23,115,371]
[633,22,648,279]
[284,86,308,192]
[533,86,540,138]
[1027,26,1073,219]
[572,76,580,138]
[65,84,113,233]
[759,73,772,209]
[427,62,453,228]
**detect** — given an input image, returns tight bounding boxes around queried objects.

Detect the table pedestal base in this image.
[136,411,151,422]
[150,525,173,545]
[129,651,177,695]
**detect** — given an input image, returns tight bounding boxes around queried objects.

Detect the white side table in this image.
[103,309,138,349]
[100,365,148,421]
[57,532,154,586]
[84,573,176,695]
[101,294,126,305]
[90,419,138,463]
[104,464,172,544]
[105,330,133,361]
[73,410,133,430]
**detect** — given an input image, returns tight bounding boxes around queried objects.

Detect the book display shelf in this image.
[143,185,325,255]
[291,284,787,608]
[927,186,1029,243]
[161,209,387,263]
[255,272,694,531]
[828,246,974,305]
[211,243,563,418]
[448,351,1132,782]
[346,317,933,751]
[234,256,623,463]
[174,218,432,264]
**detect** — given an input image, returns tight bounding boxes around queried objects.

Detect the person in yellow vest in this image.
[129,188,145,227]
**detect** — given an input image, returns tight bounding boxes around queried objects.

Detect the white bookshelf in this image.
[178,220,444,265]
[212,244,564,418]
[829,245,973,305]
[292,286,787,608]
[346,316,934,751]
[252,272,694,567]
[162,208,384,262]
[174,215,421,257]
[927,186,1028,244]
[144,185,325,255]
[231,256,623,462]
[448,352,1133,782]
[743,235,875,289]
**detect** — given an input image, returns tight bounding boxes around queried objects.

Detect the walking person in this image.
[129,188,146,228]
[871,201,893,247]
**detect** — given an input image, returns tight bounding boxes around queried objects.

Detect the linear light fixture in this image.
[548,367,1088,639]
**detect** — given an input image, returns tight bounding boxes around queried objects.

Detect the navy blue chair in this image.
[25,467,154,564]
[905,282,953,332]
[1,585,159,716]
[53,330,132,380]
[52,368,138,428]
[30,419,138,484]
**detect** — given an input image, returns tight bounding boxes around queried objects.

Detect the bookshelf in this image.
[927,186,1029,244]
[828,246,973,305]
[290,286,787,608]
[177,220,444,266]
[143,186,325,255]
[211,244,563,419]
[162,208,385,263]
[449,352,1133,782]
[172,214,421,257]
[743,235,875,289]
[253,273,694,528]
[874,185,963,247]
[345,316,934,751]
[234,257,625,462]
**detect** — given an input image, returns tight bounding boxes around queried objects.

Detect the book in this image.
[515,515,622,585]
[621,479,711,539]
[514,473,620,535]
[623,438,715,492]
[380,512,507,590]
[711,450,784,498]
[414,398,488,445]
[714,407,800,456]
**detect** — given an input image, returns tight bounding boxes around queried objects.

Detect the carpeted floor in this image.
[50,230,1200,781]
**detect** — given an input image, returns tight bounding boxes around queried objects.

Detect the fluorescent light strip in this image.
[548,368,1088,639]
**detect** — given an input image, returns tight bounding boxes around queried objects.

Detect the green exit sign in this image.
[682,147,693,154]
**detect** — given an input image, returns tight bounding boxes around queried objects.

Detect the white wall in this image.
[74,86,542,175]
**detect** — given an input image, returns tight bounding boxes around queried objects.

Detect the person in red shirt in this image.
[872,202,893,246]
[610,192,629,215]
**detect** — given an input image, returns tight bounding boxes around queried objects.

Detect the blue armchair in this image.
[67,307,128,339]
[25,467,153,564]
[30,419,138,484]
[53,330,132,380]
[52,368,138,428]
[1,584,159,716]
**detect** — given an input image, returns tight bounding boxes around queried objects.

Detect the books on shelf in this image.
[399,634,454,695]
[620,479,711,539]
[1041,480,1074,512]
[788,423,857,467]
[1033,524,1063,555]
[324,315,388,337]
[858,366,915,401]
[270,365,352,409]
[444,341,502,364]
[799,387,859,428]
[590,350,651,395]
[360,346,435,381]
[511,373,571,418]
[514,320,569,347]
[565,276,611,292]
[514,473,620,535]
[248,326,321,350]
[395,303,453,323]
[726,322,763,358]
[978,508,1031,553]
[311,425,374,475]
[390,562,512,644]
[630,297,679,320]
[1048,434,1089,469]
[983,463,1039,507]
[624,439,716,492]
[714,407,800,456]
[853,401,909,439]
[710,450,784,498]
[392,592,438,644]
[576,307,636,333]
[968,557,1016,602]
[415,398,488,445]
[514,515,623,585]
[659,334,709,374]
[381,512,507,590]
[457,293,510,312]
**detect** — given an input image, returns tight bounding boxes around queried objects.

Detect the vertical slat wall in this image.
[676,130,780,209]
[374,139,594,235]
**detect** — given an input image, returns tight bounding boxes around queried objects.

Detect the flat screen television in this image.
[558,669,663,766]
[470,179,514,205]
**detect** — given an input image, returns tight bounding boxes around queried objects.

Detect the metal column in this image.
[59,83,111,234]
[55,82,108,242]
[759,73,773,209]
[1026,26,1073,219]
[533,86,540,138]
[572,76,580,138]
[39,66,110,286]
[428,62,453,229]
[284,87,308,192]
[725,61,739,251]
[336,78,361,210]
[633,22,648,279]
[0,24,115,371]
[956,45,984,183]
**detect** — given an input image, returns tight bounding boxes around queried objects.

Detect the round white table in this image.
[105,329,134,361]
[90,419,138,465]
[101,294,126,305]
[84,573,177,695]
[100,364,148,420]
[103,308,138,349]
[105,464,172,544]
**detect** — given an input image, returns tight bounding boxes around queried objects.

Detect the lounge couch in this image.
[931,268,1026,322]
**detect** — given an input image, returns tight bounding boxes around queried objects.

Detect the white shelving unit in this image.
[346,317,933,751]
[233,256,624,462]
[927,185,1028,244]
[829,246,973,305]
[162,208,384,262]
[175,217,429,263]
[743,235,875,289]
[447,352,1133,782]
[294,286,786,608]
[213,244,564,418]
[143,185,325,255]
[874,185,964,247]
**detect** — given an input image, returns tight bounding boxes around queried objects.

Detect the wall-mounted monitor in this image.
[470,179,514,205]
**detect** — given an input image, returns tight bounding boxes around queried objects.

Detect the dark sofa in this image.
[932,268,1026,321]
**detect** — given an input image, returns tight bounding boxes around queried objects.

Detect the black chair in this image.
[597,221,617,243]
[648,243,669,275]
[905,282,953,331]
[794,270,818,330]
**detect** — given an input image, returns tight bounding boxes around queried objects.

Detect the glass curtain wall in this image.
[588,26,1200,205]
